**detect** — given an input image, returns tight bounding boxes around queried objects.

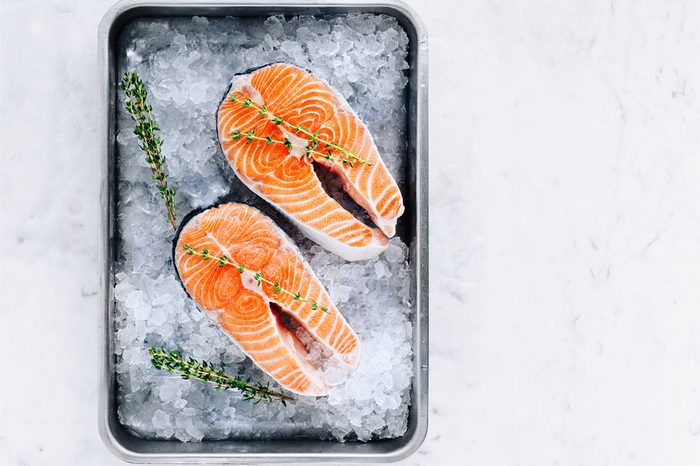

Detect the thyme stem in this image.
[121,71,178,231]
[149,347,293,403]
[182,244,329,313]
[231,129,354,165]
[229,94,372,166]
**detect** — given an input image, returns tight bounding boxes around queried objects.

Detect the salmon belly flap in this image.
[174,203,360,396]
[217,63,405,262]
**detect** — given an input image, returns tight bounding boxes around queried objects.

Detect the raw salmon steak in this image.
[174,202,360,396]
[217,63,404,261]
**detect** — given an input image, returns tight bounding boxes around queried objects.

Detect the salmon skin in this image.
[217,63,404,262]
[174,202,360,396]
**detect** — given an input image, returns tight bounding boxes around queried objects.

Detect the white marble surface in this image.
[1,0,699,464]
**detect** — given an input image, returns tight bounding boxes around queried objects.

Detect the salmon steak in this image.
[174,202,360,396]
[217,63,404,261]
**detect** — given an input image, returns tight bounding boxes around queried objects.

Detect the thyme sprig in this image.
[149,347,293,404]
[229,93,372,166]
[231,129,355,166]
[121,71,177,231]
[182,244,329,313]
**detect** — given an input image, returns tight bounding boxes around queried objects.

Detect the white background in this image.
[1,0,699,465]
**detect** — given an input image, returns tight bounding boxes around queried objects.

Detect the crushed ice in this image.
[114,14,412,442]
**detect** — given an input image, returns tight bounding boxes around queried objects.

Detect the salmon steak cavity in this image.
[217,63,404,261]
[174,203,360,396]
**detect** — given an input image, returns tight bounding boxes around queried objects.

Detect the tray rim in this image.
[97,0,428,462]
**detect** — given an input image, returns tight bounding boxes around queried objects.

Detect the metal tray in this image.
[98,0,428,462]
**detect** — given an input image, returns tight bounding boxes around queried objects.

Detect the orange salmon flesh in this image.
[174,203,360,396]
[217,63,404,261]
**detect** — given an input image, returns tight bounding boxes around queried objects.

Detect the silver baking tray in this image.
[98,0,428,462]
